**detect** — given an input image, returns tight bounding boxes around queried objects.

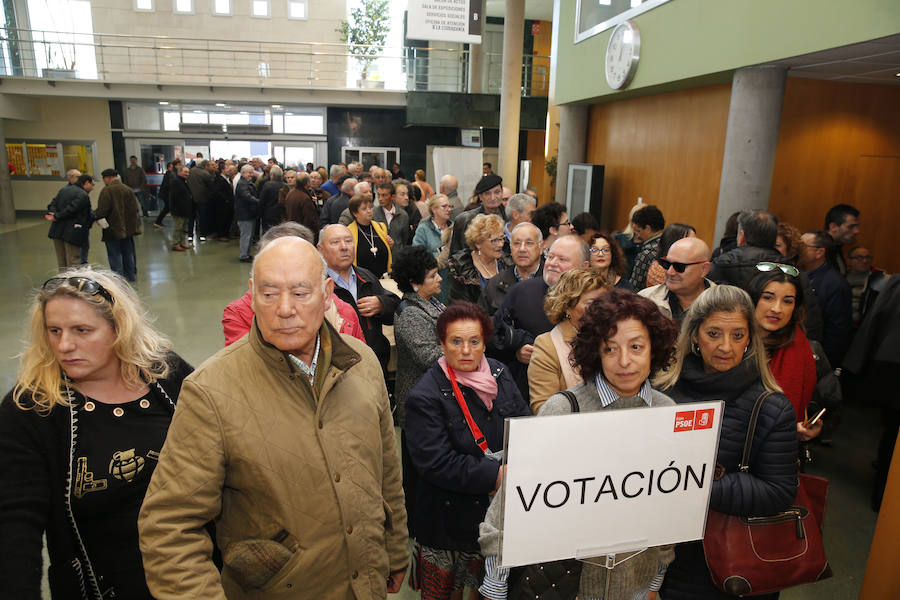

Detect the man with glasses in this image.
[845,246,886,328]
[799,230,852,366]
[480,223,544,316]
[639,237,715,321]
[491,235,590,401]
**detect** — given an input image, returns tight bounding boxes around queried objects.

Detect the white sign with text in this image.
[407,0,482,44]
[499,401,722,568]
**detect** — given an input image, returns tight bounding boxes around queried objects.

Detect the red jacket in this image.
[222,290,365,346]
[768,326,817,421]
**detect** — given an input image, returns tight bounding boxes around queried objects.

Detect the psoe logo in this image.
[674,410,695,432]
[695,408,715,430]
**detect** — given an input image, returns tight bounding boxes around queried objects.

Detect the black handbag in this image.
[508,391,583,600]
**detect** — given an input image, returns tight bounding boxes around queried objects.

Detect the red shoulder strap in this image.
[446,365,489,455]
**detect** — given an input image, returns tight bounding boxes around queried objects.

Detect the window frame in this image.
[251,0,271,18]
[212,0,232,16]
[134,0,155,12]
[287,0,307,20]
[173,0,194,15]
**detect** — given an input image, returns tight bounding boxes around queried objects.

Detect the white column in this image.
[497,0,525,190]
[0,119,15,224]
[554,104,588,206]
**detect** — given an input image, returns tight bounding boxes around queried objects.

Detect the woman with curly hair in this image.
[448,213,512,305]
[589,231,632,290]
[775,221,803,264]
[0,266,192,599]
[527,268,608,413]
[479,289,680,600]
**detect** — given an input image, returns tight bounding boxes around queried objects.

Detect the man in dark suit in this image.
[318,224,400,375]
[373,181,409,250]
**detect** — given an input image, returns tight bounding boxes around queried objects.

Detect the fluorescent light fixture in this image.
[216,103,227,106]
[159,101,169,105]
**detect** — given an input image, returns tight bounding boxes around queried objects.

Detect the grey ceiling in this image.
[770,33,900,86]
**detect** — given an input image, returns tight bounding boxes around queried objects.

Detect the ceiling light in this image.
[159,101,169,105]
[216,102,227,107]
[272,104,283,108]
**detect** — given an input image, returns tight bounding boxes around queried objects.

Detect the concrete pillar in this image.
[554,104,588,206]
[0,119,15,224]
[714,66,787,241]
[467,0,485,93]
[497,0,525,190]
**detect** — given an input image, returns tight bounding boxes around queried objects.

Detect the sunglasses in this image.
[657,258,706,273]
[42,276,115,304]
[755,262,799,277]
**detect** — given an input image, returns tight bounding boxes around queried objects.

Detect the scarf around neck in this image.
[438,355,498,411]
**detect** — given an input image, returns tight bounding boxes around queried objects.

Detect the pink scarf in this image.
[438,355,498,411]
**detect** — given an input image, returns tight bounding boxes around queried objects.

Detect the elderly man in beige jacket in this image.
[639,237,715,322]
[139,237,408,599]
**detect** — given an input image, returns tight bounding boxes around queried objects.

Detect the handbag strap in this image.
[560,390,580,413]
[739,391,773,473]
[446,365,490,455]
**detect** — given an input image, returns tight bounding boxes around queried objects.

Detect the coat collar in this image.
[249,316,361,377]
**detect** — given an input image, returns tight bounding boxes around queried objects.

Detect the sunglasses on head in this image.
[42,276,115,304]
[755,262,799,277]
[657,258,705,273]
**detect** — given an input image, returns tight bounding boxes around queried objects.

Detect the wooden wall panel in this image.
[525,129,551,203]
[769,77,900,274]
[585,83,732,246]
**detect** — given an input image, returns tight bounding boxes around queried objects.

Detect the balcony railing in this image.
[0,28,549,96]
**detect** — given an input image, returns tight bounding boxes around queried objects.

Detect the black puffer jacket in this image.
[708,245,824,343]
[660,354,798,600]
[47,184,92,247]
[0,354,193,600]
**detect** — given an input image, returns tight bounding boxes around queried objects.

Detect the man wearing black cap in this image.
[449,173,507,254]
[95,168,143,281]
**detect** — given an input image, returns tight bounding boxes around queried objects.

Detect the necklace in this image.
[473,251,498,278]
[359,223,378,256]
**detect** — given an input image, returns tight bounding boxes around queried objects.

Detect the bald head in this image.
[667,237,710,263]
[440,174,458,194]
[250,237,332,356]
[340,178,358,194]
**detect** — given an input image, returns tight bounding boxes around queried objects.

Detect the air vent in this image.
[226,124,274,135]
[179,123,225,134]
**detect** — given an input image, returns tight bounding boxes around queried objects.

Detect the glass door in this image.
[342,146,400,170]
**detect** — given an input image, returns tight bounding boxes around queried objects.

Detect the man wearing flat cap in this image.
[449,173,507,254]
[95,167,143,281]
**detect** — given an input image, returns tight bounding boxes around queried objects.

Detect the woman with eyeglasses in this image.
[449,213,512,304]
[656,285,798,600]
[589,231,632,290]
[528,268,609,413]
[748,263,822,442]
[0,267,193,599]
[405,302,530,600]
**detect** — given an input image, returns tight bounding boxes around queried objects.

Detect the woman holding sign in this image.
[479,289,680,600]
[656,285,798,600]
[405,302,531,600]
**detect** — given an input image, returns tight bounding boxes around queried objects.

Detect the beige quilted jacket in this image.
[139,320,408,599]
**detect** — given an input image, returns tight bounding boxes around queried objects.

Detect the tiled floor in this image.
[0,215,881,599]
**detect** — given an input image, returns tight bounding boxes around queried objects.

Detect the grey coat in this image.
[479,379,676,600]
[393,293,445,427]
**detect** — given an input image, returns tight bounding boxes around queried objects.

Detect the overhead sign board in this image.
[499,401,722,568]
[407,0,483,44]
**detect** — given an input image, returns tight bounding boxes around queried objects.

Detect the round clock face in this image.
[605,21,641,90]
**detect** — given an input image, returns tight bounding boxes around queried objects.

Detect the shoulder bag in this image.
[703,391,832,596]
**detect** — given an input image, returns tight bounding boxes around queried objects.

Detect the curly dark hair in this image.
[571,289,678,380]
[436,302,493,344]
[392,245,438,294]
[590,232,626,278]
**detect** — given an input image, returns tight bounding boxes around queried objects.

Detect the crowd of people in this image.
[13,155,897,600]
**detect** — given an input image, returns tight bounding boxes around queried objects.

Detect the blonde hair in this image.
[13,266,173,414]
[465,213,505,250]
[620,201,644,236]
[426,193,449,214]
[654,284,782,393]
[543,268,607,324]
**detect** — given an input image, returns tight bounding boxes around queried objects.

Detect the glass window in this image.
[163,111,182,131]
[283,113,324,135]
[6,140,94,179]
[213,0,231,15]
[258,62,270,77]
[135,0,154,11]
[174,0,193,14]
[181,111,208,124]
[287,0,307,19]
[251,0,269,17]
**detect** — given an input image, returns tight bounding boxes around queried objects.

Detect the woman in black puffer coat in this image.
[655,285,798,600]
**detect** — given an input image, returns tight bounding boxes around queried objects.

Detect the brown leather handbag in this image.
[702,392,832,596]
